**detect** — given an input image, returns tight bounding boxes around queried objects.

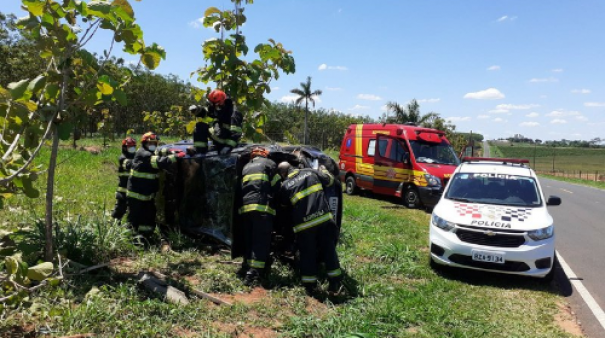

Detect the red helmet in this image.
[250,146,269,159]
[141,132,159,144]
[208,89,227,105]
[122,137,136,147]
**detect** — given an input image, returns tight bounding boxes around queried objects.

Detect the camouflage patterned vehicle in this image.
[155,142,343,258]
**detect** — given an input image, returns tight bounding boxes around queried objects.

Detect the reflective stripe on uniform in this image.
[118,172,130,177]
[249,260,265,269]
[288,170,300,178]
[122,159,131,170]
[301,275,317,283]
[230,125,242,133]
[150,156,159,169]
[196,116,214,124]
[224,138,237,147]
[242,173,269,183]
[327,268,342,278]
[194,141,208,148]
[239,204,276,215]
[130,170,158,180]
[293,213,332,233]
[167,155,177,163]
[221,123,230,129]
[271,174,281,187]
[126,191,155,201]
[116,187,127,193]
[290,183,323,205]
[138,225,154,232]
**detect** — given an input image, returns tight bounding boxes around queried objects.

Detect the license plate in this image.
[471,250,505,264]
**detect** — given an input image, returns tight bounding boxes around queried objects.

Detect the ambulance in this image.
[338,123,460,208]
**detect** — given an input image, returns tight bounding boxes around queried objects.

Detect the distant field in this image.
[490,142,605,173]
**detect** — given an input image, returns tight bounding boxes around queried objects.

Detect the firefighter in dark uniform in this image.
[111,137,136,221]
[239,147,281,286]
[277,162,343,295]
[188,104,214,155]
[207,89,243,154]
[126,132,178,249]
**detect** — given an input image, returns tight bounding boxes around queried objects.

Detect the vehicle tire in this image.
[345,175,358,195]
[403,185,422,208]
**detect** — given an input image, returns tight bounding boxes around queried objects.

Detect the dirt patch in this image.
[81,146,102,155]
[0,324,37,338]
[216,287,267,305]
[212,322,278,338]
[305,297,329,317]
[172,327,198,337]
[356,256,376,263]
[554,302,584,337]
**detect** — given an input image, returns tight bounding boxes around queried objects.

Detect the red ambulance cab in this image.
[338,123,460,208]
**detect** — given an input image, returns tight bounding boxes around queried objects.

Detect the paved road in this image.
[541,178,605,338]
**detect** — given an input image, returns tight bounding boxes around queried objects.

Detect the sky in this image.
[3,0,605,141]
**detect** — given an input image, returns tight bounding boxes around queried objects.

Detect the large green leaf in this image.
[57,122,74,141]
[5,254,21,275]
[8,79,31,101]
[141,52,161,70]
[113,89,127,106]
[112,0,134,18]
[22,177,40,198]
[97,81,114,95]
[204,7,221,17]
[23,0,46,16]
[27,262,54,281]
[27,75,47,95]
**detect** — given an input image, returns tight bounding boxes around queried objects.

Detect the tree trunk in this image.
[304,100,309,145]
[44,123,59,262]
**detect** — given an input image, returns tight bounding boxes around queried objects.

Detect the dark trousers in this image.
[127,198,157,235]
[296,220,341,284]
[243,211,274,270]
[193,122,209,153]
[111,191,128,219]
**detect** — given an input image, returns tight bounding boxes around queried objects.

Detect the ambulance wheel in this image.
[345,176,358,195]
[403,186,422,208]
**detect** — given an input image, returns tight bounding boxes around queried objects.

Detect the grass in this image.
[538,173,605,191]
[0,138,581,337]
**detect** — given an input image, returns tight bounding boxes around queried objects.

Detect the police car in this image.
[429,157,561,279]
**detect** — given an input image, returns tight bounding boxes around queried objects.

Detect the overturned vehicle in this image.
[155,142,343,258]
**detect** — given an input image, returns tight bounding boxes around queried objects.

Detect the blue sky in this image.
[3,0,605,141]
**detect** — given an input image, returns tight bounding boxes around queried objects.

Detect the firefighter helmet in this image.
[141,132,159,144]
[121,137,136,147]
[208,89,227,105]
[250,146,269,159]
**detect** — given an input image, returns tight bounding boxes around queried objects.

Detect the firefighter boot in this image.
[328,279,343,297]
[244,268,261,287]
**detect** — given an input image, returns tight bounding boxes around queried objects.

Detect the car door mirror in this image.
[546,196,561,206]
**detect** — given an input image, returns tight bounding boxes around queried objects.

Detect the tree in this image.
[385,99,439,125]
[0,0,165,261]
[195,0,295,142]
[290,76,322,144]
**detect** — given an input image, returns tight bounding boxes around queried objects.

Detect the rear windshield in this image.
[445,173,542,207]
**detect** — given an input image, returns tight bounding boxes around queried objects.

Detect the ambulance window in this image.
[388,141,407,162]
[367,139,376,156]
[378,139,389,157]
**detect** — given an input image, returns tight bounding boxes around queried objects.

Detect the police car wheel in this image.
[345,176,357,195]
[403,186,422,208]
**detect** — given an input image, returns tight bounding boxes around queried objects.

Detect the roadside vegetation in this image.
[0,139,582,337]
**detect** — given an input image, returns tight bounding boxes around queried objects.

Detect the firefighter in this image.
[277,162,343,296]
[188,104,214,155]
[111,137,136,221]
[239,147,281,286]
[207,89,243,154]
[126,132,180,250]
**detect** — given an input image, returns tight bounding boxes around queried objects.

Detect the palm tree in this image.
[290,76,322,144]
[385,99,439,125]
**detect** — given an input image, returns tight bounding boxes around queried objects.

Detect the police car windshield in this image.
[444,172,542,207]
[409,140,460,165]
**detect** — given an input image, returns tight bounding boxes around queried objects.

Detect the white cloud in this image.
[584,102,605,107]
[417,98,441,103]
[497,15,508,22]
[576,115,589,122]
[539,95,548,99]
[496,103,539,110]
[348,105,370,111]
[280,95,298,103]
[520,121,540,127]
[325,87,342,91]
[551,68,564,73]
[357,94,382,101]
[526,112,540,118]
[188,18,204,28]
[487,65,501,71]
[497,15,517,22]
[477,115,490,119]
[493,117,507,123]
[463,88,505,100]
[529,77,558,83]
[571,89,591,94]
[489,109,510,114]
[273,87,280,91]
[551,119,567,124]
[446,116,471,122]
[318,63,348,71]
[547,110,581,117]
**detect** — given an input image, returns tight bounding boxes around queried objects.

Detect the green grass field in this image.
[0,139,582,337]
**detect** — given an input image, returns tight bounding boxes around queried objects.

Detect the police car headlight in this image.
[431,214,455,231]
[528,225,554,241]
[425,174,441,187]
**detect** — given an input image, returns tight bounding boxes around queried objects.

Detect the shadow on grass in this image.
[430,256,563,295]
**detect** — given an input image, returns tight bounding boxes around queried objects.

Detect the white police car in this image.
[429,157,561,279]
